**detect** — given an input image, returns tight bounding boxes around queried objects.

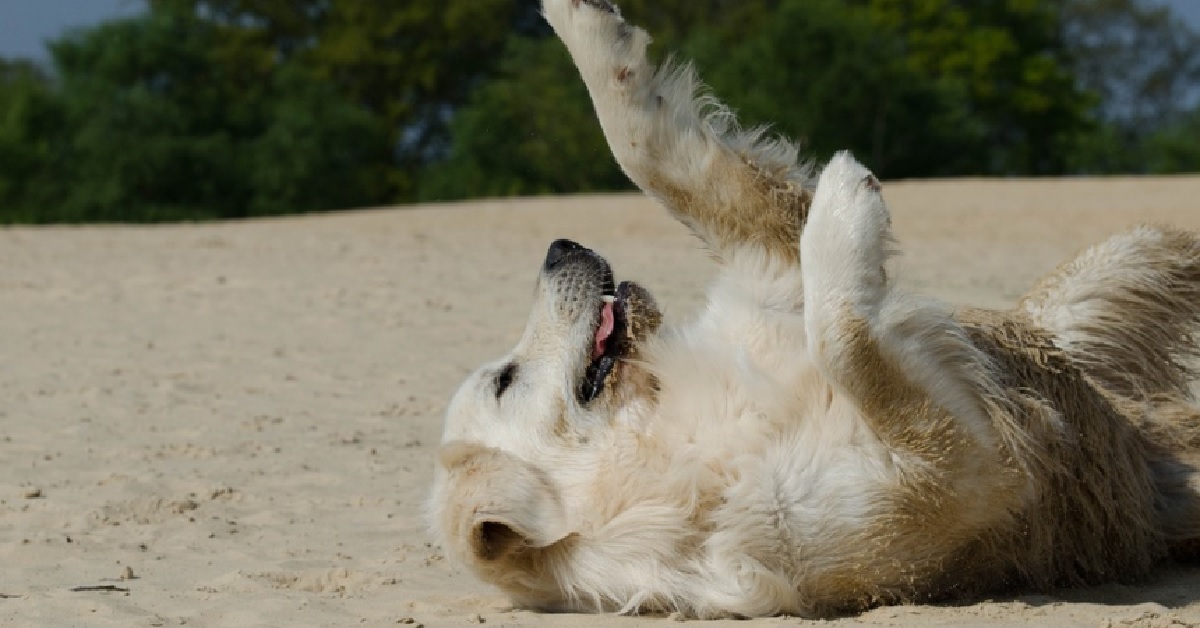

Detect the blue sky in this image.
[1,0,144,59]
[1,0,1199,59]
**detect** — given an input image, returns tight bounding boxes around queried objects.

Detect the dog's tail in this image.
[1020,224,1200,403]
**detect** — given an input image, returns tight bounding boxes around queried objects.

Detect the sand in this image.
[2,176,1200,628]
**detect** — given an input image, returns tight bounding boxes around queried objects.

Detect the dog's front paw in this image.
[801,152,895,299]
[576,0,620,15]
[813,152,887,223]
[807,152,891,247]
[544,0,627,37]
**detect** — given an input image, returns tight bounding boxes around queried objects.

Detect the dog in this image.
[428,0,1200,618]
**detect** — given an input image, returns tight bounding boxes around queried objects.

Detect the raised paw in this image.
[575,0,620,14]
[811,152,887,223]
[806,152,892,247]
[544,0,631,46]
[542,0,648,104]
[800,152,895,301]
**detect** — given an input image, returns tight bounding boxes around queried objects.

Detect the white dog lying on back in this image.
[429,0,1200,618]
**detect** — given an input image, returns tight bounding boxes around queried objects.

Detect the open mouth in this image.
[542,238,660,405]
[580,278,634,404]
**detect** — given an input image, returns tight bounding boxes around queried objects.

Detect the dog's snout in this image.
[544,239,585,270]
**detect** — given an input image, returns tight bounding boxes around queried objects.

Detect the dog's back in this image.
[949,308,1162,595]
[847,229,1200,603]
[988,225,1200,569]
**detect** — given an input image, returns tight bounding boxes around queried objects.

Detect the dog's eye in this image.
[495,363,517,398]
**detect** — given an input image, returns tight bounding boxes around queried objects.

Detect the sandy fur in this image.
[428,0,1200,619]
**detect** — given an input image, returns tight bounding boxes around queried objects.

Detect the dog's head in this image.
[429,239,662,586]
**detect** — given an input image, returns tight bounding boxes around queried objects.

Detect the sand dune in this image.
[3,176,1200,627]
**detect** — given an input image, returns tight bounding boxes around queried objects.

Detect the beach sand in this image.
[3,176,1200,627]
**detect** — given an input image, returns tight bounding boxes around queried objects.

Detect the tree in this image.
[1062,0,1200,173]
[309,0,546,199]
[1065,0,1200,133]
[5,0,1196,222]
[1140,105,1200,173]
[47,10,247,221]
[0,7,389,223]
[145,0,326,67]
[861,0,1094,174]
[425,0,1107,196]
[682,0,985,178]
[241,63,390,216]
[143,0,545,202]
[424,0,980,197]
[418,36,629,201]
[0,59,69,221]
[611,0,776,50]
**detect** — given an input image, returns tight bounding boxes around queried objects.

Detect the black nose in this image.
[544,238,584,270]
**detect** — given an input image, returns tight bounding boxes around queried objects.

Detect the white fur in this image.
[427,0,1200,619]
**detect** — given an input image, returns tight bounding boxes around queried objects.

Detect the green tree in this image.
[418,36,628,201]
[862,0,1094,174]
[310,0,546,199]
[0,59,69,221]
[0,7,388,223]
[611,0,775,50]
[426,0,1106,197]
[1141,105,1200,173]
[418,0,790,200]
[682,0,984,178]
[1065,0,1200,133]
[47,10,247,221]
[1062,0,1200,173]
[241,63,390,216]
[425,0,973,196]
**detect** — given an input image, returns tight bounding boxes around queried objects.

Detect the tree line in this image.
[0,0,1197,222]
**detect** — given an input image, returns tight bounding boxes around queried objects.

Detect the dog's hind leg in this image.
[800,152,1006,473]
[541,0,813,263]
[1020,225,1200,402]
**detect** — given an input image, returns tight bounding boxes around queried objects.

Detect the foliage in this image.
[1061,0,1200,174]
[0,8,387,222]
[0,0,1198,222]
[309,1,546,199]
[860,0,1095,174]
[1064,0,1200,133]
[1144,108,1200,174]
[416,0,783,200]
[0,61,68,220]
[418,36,629,201]
[681,0,985,178]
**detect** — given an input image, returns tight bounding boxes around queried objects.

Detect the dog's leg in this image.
[542,0,812,263]
[800,152,1001,457]
[1021,224,1200,401]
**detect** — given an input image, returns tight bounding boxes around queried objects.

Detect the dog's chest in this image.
[652,356,895,564]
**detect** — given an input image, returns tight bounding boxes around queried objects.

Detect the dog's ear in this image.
[438,441,572,562]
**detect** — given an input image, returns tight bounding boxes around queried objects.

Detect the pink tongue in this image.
[593,301,615,358]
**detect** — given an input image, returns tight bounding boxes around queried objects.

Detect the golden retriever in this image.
[428,0,1200,617]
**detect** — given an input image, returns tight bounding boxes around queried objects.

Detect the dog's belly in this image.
[690,394,901,607]
[650,344,914,614]
[648,316,1001,614]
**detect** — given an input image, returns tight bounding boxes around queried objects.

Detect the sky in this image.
[0,0,144,60]
[1,0,1199,60]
